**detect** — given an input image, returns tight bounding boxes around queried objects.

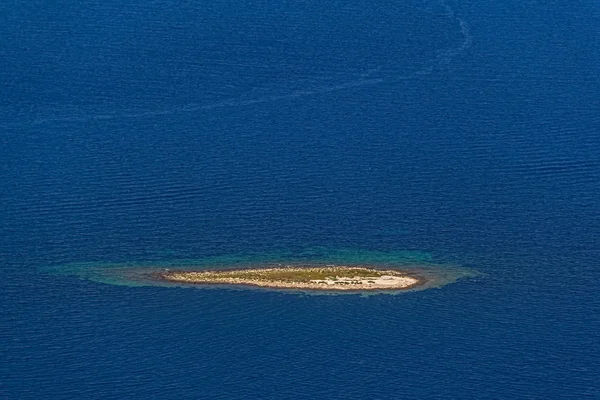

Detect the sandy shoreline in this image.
[153,266,425,291]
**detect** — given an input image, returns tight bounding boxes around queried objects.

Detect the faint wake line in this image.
[3,0,471,129]
[412,0,472,75]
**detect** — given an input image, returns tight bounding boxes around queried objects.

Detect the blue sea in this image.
[1,0,599,398]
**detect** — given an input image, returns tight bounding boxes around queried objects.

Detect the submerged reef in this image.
[43,249,480,294]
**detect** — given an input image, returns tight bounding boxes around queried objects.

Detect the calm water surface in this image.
[1,0,599,398]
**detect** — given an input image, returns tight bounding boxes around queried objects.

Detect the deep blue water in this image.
[2,0,600,398]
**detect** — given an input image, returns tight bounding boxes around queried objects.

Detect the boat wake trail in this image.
[3,0,471,129]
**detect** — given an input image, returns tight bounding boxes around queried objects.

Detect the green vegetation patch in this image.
[171,266,401,283]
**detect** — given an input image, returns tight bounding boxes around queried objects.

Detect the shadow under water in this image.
[43,249,481,295]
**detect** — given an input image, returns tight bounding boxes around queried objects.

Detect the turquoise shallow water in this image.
[44,248,480,293]
[1,0,599,398]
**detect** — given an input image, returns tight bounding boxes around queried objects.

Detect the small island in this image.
[155,265,424,291]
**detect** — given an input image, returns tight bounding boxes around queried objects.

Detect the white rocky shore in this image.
[309,275,419,289]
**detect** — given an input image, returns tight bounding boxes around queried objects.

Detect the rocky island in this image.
[155,265,424,291]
